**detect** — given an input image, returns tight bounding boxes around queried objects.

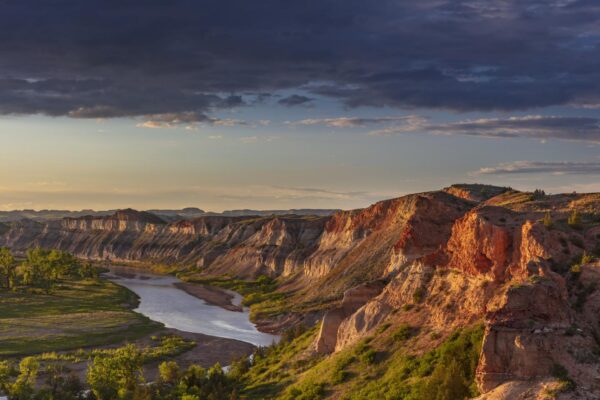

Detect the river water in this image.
[103,267,278,347]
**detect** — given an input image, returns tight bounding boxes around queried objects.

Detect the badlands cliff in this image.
[2,184,600,398]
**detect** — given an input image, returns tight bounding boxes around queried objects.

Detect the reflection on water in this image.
[104,267,278,347]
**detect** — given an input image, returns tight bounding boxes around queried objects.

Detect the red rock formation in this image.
[2,186,600,396]
[315,281,386,353]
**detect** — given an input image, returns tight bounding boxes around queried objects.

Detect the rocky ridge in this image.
[1,184,600,397]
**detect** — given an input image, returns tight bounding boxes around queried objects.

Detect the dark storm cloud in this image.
[278,95,313,107]
[369,115,600,143]
[426,116,600,142]
[2,0,600,119]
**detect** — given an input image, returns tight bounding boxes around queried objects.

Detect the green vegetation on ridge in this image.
[239,322,484,399]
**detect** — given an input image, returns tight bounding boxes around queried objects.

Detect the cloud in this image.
[476,161,600,175]
[369,115,600,143]
[135,112,209,129]
[238,135,279,143]
[2,1,600,120]
[239,136,258,143]
[291,115,423,128]
[278,95,313,107]
[135,113,251,129]
[268,186,367,200]
[212,118,247,127]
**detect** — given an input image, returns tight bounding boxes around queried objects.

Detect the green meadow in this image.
[0,278,161,356]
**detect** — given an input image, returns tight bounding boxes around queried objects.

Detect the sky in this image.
[1,0,600,212]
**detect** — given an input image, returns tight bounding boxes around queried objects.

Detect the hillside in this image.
[1,184,600,398]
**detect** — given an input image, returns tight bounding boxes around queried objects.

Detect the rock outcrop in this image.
[315,281,386,353]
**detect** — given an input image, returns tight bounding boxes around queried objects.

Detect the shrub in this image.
[412,287,425,303]
[581,252,594,265]
[392,324,414,342]
[158,361,180,383]
[568,209,582,229]
[376,323,391,334]
[419,359,470,400]
[354,341,371,355]
[332,369,350,384]
[284,382,325,400]
[430,332,442,340]
[361,349,377,365]
[551,363,575,392]
[543,212,553,228]
[564,325,578,336]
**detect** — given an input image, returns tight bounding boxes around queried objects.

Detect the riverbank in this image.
[146,328,254,378]
[104,266,279,346]
[60,327,255,383]
[173,281,243,312]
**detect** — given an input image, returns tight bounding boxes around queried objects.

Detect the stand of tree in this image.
[0,247,97,292]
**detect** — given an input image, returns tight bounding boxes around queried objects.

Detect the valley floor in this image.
[0,275,255,382]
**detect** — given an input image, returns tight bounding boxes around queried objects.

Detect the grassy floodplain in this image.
[0,277,162,356]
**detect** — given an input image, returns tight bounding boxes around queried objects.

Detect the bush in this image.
[332,369,350,384]
[158,361,180,383]
[376,323,391,334]
[568,209,582,229]
[543,212,553,228]
[392,324,414,342]
[551,363,575,392]
[361,349,377,365]
[285,382,325,400]
[412,288,425,303]
[581,252,594,265]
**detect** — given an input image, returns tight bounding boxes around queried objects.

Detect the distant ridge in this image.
[0,207,339,222]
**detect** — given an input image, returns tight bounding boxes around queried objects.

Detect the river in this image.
[103,267,278,347]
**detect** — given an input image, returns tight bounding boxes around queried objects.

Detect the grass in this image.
[89,334,196,363]
[238,322,484,400]
[241,325,323,399]
[180,274,288,320]
[0,278,162,356]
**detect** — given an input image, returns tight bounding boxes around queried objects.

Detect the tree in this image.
[18,248,83,291]
[79,261,99,279]
[37,364,84,400]
[87,344,144,400]
[0,247,15,289]
[158,361,180,384]
[227,356,250,380]
[10,357,39,399]
[422,359,470,400]
[532,189,546,200]
[0,360,15,396]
